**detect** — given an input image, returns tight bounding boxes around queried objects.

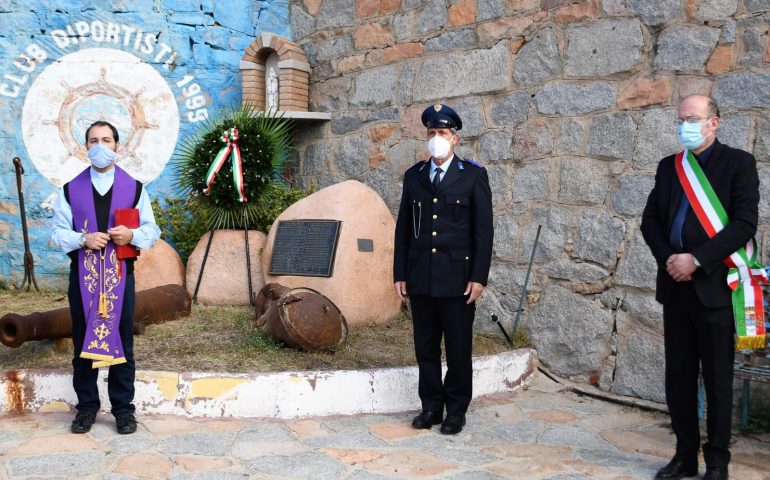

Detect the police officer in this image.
[393,104,493,435]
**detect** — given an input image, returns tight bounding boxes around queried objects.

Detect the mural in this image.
[0,1,291,286]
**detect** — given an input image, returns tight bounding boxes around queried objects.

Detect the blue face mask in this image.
[678,121,712,151]
[87,143,117,169]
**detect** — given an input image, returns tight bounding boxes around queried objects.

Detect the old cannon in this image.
[0,284,191,348]
[255,283,348,351]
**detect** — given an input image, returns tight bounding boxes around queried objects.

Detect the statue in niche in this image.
[267,66,279,110]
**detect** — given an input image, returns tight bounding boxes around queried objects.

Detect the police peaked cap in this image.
[421,104,463,131]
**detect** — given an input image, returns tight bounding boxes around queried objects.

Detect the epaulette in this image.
[411,160,429,172]
[461,158,484,169]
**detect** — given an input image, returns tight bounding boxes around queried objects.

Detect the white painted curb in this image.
[1,349,535,419]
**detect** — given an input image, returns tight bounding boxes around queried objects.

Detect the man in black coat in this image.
[393,104,493,435]
[641,95,760,480]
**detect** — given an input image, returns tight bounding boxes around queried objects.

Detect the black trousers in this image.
[409,295,475,416]
[663,281,734,468]
[69,269,136,415]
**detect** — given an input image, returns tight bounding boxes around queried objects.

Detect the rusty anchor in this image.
[0,284,191,348]
[254,283,348,352]
[12,157,39,291]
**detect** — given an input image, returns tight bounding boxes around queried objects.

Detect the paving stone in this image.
[534,82,615,116]
[323,415,367,433]
[174,455,234,472]
[142,417,201,436]
[303,431,386,449]
[345,471,400,480]
[541,424,616,450]
[489,91,530,128]
[356,449,461,477]
[230,440,306,459]
[654,25,720,72]
[7,451,107,477]
[107,433,158,454]
[286,419,332,439]
[586,113,637,159]
[236,423,295,443]
[159,432,235,456]
[615,231,657,290]
[113,453,172,479]
[413,42,509,101]
[168,473,250,480]
[529,409,578,424]
[576,447,651,468]
[513,27,561,85]
[368,422,425,441]
[489,420,546,443]
[612,174,655,216]
[600,429,675,459]
[445,471,509,480]
[565,19,644,76]
[246,451,345,479]
[626,0,680,26]
[7,432,101,455]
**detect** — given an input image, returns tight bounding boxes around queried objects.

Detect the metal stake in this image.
[13,157,39,291]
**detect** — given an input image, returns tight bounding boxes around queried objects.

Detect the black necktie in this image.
[432,168,442,189]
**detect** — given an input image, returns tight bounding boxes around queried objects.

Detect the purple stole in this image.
[69,166,137,368]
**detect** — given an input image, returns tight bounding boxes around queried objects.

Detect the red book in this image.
[114,208,140,259]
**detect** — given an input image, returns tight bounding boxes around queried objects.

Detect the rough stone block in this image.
[586,113,637,159]
[416,0,448,35]
[316,0,355,29]
[574,210,626,267]
[362,163,396,210]
[612,174,655,216]
[424,29,477,52]
[448,0,476,26]
[565,19,644,77]
[331,111,363,135]
[513,119,554,161]
[556,119,585,154]
[392,11,414,41]
[212,0,254,32]
[382,42,424,62]
[745,0,770,11]
[558,157,610,205]
[617,77,672,110]
[309,76,351,112]
[489,91,530,128]
[622,291,663,334]
[302,143,328,174]
[453,97,486,138]
[477,13,544,44]
[695,0,738,21]
[632,108,680,169]
[511,162,548,203]
[677,75,714,100]
[351,66,397,107]
[480,131,513,163]
[521,206,571,262]
[755,117,770,163]
[540,261,609,282]
[388,139,418,174]
[705,44,735,74]
[512,27,561,86]
[413,42,509,101]
[615,230,657,290]
[477,0,504,21]
[290,4,315,40]
[759,168,770,222]
[713,72,770,108]
[527,285,613,378]
[534,82,614,116]
[626,0,680,26]
[333,135,369,178]
[486,163,512,207]
[653,25,720,72]
[737,26,766,67]
[611,325,665,403]
[134,239,185,292]
[353,22,392,49]
[315,33,354,62]
[718,114,751,152]
[555,1,600,24]
[492,214,519,261]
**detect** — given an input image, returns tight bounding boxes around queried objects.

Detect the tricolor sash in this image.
[675,149,767,350]
[203,128,246,202]
[70,166,137,368]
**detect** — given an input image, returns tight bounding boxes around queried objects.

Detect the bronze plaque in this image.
[269,220,341,277]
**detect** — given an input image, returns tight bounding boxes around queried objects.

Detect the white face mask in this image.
[428,135,451,160]
[87,143,117,169]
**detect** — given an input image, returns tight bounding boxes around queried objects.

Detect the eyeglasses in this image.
[676,116,712,126]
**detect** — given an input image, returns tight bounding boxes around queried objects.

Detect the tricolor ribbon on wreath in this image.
[203,127,247,202]
[675,149,767,350]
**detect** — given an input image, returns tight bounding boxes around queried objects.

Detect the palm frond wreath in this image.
[173,103,294,230]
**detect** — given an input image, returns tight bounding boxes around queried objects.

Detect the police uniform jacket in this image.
[394,156,493,297]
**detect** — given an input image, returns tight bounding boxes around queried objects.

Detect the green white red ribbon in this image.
[203,128,247,202]
[675,149,767,350]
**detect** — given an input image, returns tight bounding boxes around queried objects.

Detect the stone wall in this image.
[289,0,770,402]
[0,0,289,288]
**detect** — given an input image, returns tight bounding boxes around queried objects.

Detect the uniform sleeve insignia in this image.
[463,158,485,169]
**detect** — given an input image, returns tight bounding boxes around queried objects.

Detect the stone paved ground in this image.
[1,373,768,480]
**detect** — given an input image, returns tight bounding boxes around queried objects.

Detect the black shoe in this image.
[115,413,137,434]
[71,411,96,434]
[654,457,698,479]
[702,466,728,480]
[411,410,443,429]
[439,414,466,435]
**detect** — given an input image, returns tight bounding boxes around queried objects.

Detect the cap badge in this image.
[433,104,442,112]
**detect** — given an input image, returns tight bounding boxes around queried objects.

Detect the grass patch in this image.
[0,288,515,372]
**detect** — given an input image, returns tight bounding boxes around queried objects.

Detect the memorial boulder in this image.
[134,239,185,292]
[261,180,401,326]
[186,230,267,305]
